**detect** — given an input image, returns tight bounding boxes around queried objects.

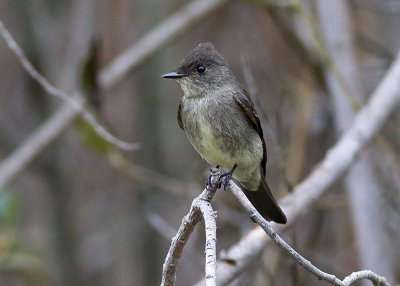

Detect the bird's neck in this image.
[180,81,239,100]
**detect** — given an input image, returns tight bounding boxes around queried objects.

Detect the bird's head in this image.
[162,42,235,97]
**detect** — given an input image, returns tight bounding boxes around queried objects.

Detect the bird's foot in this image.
[206,165,220,189]
[218,164,237,189]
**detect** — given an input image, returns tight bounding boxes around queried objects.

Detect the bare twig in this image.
[290,0,360,109]
[0,101,82,188]
[265,0,400,175]
[99,0,230,89]
[107,151,199,196]
[0,20,139,152]
[195,51,400,285]
[161,169,220,286]
[147,213,178,240]
[342,270,390,286]
[161,201,203,286]
[227,180,390,286]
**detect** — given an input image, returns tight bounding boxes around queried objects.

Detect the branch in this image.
[0,21,139,152]
[99,0,230,89]
[316,0,397,280]
[165,173,390,286]
[161,169,220,286]
[107,151,199,196]
[342,271,390,286]
[0,100,82,188]
[227,180,390,286]
[198,197,218,286]
[195,51,400,285]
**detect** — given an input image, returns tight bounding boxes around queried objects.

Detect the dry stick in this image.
[0,100,83,188]
[107,151,199,196]
[161,169,220,286]
[99,0,230,89]
[227,181,390,286]
[0,21,138,152]
[0,0,231,189]
[161,202,203,286]
[198,198,217,286]
[195,51,400,286]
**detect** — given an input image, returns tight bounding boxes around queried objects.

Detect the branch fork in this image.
[161,169,391,286]
[161,168,221,286]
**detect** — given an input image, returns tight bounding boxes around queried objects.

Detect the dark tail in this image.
[242,177,287,224]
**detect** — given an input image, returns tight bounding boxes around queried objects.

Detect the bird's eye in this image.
[196,65,207,73]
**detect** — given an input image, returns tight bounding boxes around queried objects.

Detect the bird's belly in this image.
[192,127,261,190]
[181,96,263,189]
[187,120,261,179]
[189,123,235,169]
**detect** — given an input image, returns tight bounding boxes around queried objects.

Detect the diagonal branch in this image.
[0,100,83,188]
[0,21,139,152]
[161,201,203,286]
[227,180,390,286]
[99,0,230,89]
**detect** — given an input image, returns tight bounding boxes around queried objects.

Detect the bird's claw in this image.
[206,165,221,189]
[218,164,237,189]
[206,174,213,189]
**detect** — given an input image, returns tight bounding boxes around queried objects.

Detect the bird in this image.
[162,42,286,224]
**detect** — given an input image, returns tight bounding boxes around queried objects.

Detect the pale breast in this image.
[194,119,235,167]
[180,95,263,175]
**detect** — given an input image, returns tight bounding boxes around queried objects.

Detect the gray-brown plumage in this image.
[162,42,286,224]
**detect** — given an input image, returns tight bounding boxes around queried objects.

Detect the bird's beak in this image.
[161,71,186,79]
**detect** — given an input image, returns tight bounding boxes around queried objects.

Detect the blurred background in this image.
[0,0,399,285]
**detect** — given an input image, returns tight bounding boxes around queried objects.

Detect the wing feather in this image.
[177,102,184,130]
[233,91,267,174]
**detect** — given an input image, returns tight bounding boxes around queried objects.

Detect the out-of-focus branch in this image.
[194,51,400,285]
[147,213,178,240]
[0,21,139,152]
[0,21,137,189]
[161,169,220,286]
[265,0,400,173]
[317,1,397,281]
[226,180,390,286]
[0,100,83,189]
[99,0,230,89]
[107,150,199,196]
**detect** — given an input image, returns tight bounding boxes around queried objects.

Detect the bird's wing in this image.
[233,90,267,174]
[177,101,184,130]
